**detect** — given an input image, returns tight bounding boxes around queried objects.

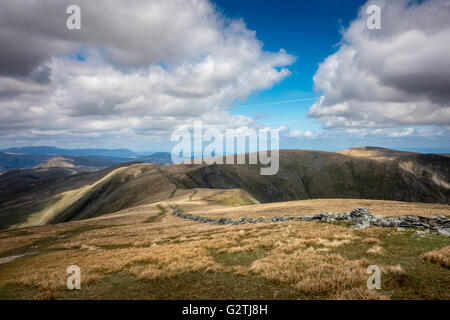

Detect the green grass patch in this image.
[173,204,185,213]
[330,229,450,299]
[209,247,270,267]
[217,194,256,206]
[55,270,300,300]
[143,205,167,224]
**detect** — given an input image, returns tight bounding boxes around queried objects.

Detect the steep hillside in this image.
[0,161,257,229]
[0,162,142,229]
[47,163,177,224]
[178,150,450,204]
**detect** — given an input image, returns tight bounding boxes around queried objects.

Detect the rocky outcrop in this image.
[168,203,450,235]
[310,207,450,232]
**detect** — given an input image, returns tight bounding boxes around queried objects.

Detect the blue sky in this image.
[214,0,364,141]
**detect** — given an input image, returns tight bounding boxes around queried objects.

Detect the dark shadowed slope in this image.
[178,150,450,204]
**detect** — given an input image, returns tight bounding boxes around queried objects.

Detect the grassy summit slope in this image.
[0,195,448,300]
[337,146,417,161]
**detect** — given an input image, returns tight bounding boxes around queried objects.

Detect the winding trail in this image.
[0,252,37,266]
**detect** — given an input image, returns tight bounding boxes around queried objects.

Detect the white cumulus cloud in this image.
[0,0,294,147]
[308,0,450,133]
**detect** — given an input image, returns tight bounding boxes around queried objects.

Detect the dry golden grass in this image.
[0,206,377,299]
[363,237,381,245]
[0,213,387,300]
[250,250,371,296]
[385,264,406,274]
[367,245,384,254]
[0,223,83,256]
[0,192,449,300]
[200,189,259,206]
[422,246,450,268]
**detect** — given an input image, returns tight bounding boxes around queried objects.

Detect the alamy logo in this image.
[366,4,381,30]
[366,265,381,290]
[66,5,81,30]
[66,265,81,290]
[171,122,279,175]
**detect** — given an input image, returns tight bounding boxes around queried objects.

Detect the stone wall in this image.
[167,203,450,236]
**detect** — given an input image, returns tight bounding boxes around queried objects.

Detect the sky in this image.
[0,0,449,153]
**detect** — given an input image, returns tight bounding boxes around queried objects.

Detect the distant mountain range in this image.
[0,152,53,172]
[0,146,173,172]
[1,146,136,158]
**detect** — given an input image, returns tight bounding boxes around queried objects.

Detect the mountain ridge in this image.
[0,147,449,230]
